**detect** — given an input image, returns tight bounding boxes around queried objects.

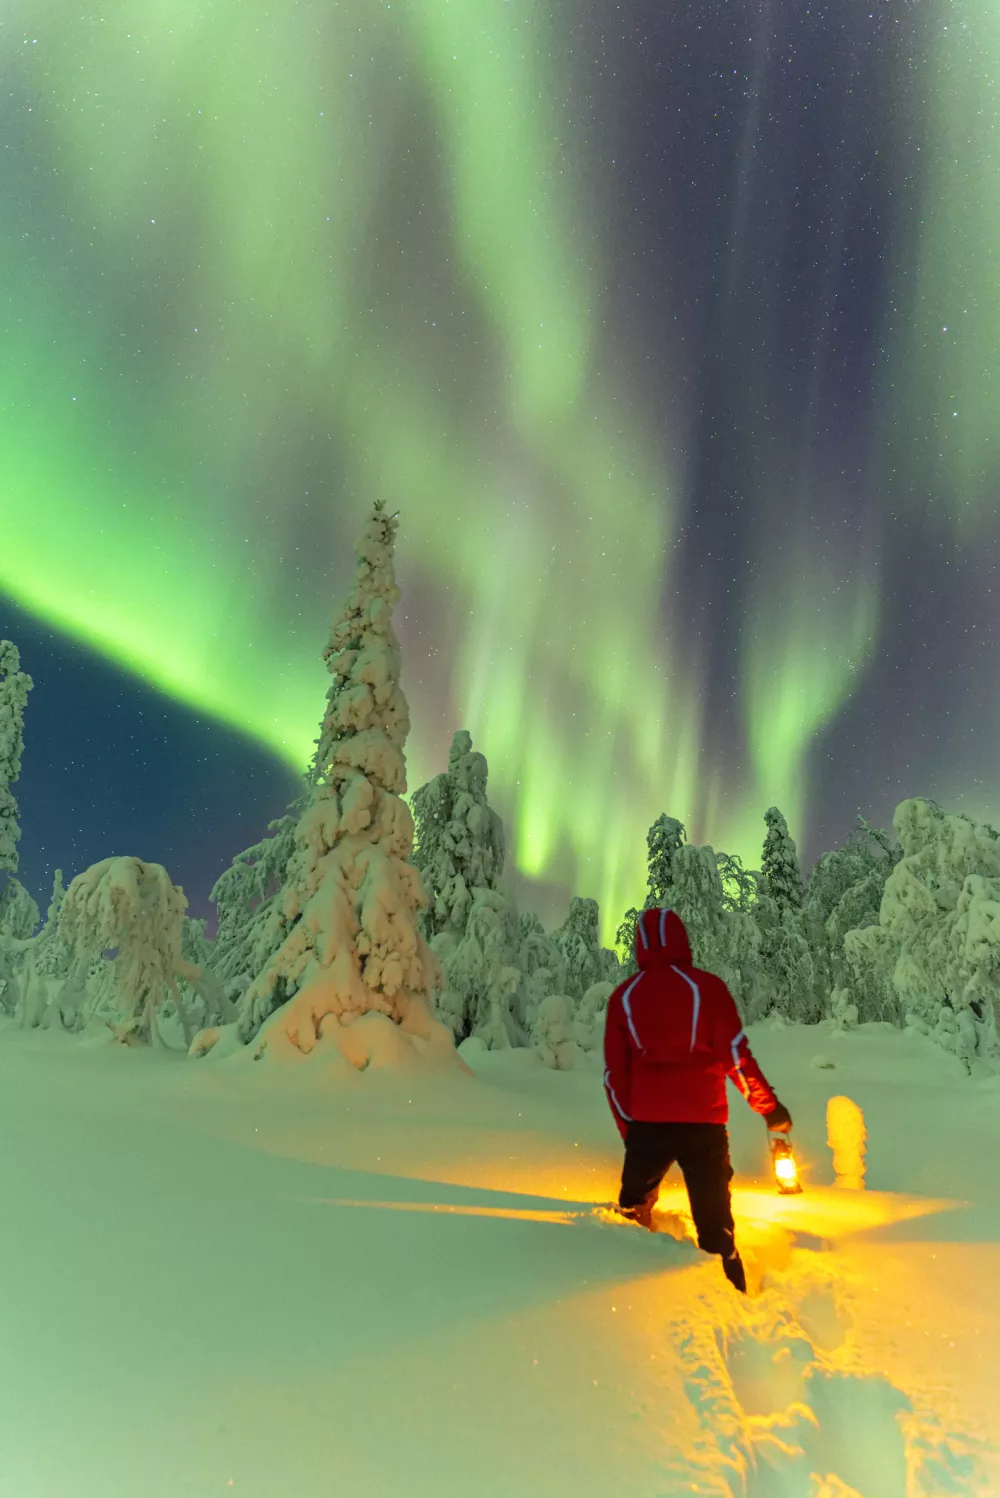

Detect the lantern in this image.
[768,1133,802,1195]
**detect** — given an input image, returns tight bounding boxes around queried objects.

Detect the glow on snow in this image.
[1,1,994,936]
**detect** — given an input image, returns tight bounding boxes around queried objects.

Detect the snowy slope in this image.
[0,1018,994,1497]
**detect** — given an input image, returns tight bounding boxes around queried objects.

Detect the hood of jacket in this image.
[634,906,692,969]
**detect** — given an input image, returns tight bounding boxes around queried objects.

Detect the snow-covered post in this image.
[223,502,446,1067]
[0,640,32,878]
[826,1095,867,1189]
[59,857,202,1045]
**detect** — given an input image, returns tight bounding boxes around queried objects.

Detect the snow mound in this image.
[193,976,470,1080]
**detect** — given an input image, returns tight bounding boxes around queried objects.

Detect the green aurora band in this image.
[1,1,994,937]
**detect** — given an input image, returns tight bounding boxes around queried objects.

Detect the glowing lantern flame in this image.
[774,1154,798,1188]
[768,1134,803,1195]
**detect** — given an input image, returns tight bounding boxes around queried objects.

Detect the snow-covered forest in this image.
[3,503,999,1080]
[2,507,998,1497]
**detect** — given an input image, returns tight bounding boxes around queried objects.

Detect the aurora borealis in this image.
[3,1,998,936]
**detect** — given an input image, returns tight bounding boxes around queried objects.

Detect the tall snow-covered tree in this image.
[616,814,687,962]
[412,731,539,1048]
[59,857,207,1044]
[228,502,443,1064]
[412,728,505,940]
[647,814,688,903]
[761,806,804,911]
[746,807,817,1020]
[0,640,32,877]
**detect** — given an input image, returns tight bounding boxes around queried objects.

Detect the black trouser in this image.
[620,1121,737,1258]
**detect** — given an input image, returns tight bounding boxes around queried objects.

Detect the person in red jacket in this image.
[604,906,792,1292]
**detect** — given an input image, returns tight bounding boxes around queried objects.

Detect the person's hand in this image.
[764,1100,792,1133]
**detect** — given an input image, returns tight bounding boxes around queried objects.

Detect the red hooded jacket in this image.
[603,907,777,1136]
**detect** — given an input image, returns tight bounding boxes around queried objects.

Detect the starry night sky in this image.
[3,1,998,935]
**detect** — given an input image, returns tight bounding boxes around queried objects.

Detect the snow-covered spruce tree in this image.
[761,806,804,912]
[0,878,40,1015]
[207,812,299,1006]
[518,896,620,1065]
[435,887,525,1048]
[410,729,560,1053]
[750,807,816,1021]
[514,908,565,1031]
[214,502,447,1070]
[749,891,816,1022]
[550,896,619,999]
[16,869,74,1028]
[0,877,39,941]
[412,728,505,942]
[0,640,32,877]
[616,814,688,968]
[802,818,898,1018]
[844,798,1000,1065]
[58,857,208,1045]
[0,640,35,1011]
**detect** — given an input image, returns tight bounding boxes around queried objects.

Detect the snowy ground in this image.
[0,1017,996,1497]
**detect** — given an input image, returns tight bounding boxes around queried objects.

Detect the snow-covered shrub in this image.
[526,977,614,1070]
[217,503,446,1070]
[572,980,614,1052]
[58,857,205,1045]
[843,798,1000,1065]
[829,986,859,1032]
[529,994,582,1070]
[826,1096,867,1189]
[412,729,505,940]
[0,640,32,876]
